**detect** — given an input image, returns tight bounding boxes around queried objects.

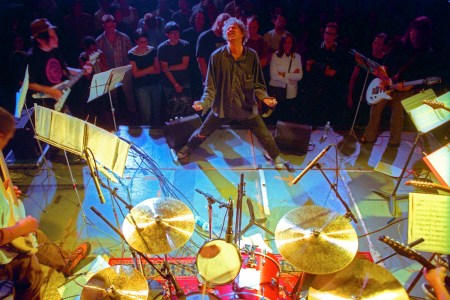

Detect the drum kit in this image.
[83,197,409,300]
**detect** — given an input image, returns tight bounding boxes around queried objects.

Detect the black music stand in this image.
[88,65,131,132]
[372,90,449,218]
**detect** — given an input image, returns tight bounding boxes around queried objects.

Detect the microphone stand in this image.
[90,206,185,298]
[234,174,245,246]
[314,163,358,223]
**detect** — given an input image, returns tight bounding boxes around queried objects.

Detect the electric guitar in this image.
[366,77,441,105]
[379,236,450,287]
[423,100,450,112]
[32,51,100,112]
[405,180,450,193]
[0,151,38,264]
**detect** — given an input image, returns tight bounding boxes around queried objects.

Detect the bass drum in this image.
[196,239,242,285]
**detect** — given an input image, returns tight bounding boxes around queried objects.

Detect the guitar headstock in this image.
[88,51,101,64]
[423,99,444,109]
[379,235,419,260]
[424,76,441,86]
[405,180,436,189]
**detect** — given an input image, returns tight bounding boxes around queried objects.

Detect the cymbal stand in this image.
[314,163,358,223]
[90,206,185,298]
[349,69,370,142]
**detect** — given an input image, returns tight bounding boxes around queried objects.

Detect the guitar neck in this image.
[0,152,17,205]
[391,79,424,89]
[65,71,84,90]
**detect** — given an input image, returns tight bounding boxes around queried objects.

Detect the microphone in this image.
[291,144,332,185]
[195,189,220,205]
[225,200,234,243]
[84,149,106,204]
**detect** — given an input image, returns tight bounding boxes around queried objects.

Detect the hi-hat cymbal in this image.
[122,197,195,254]
[309,258,409,299]
[80,265,149,300]
[275,205,358,274]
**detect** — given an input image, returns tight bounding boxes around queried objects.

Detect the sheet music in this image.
[15,66,29,118]
[408,192,450,253]
[88,69,112,102]
[402,89,450,133]
[423,143,450,187]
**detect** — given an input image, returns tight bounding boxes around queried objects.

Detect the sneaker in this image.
[62,242,91,277]
[421,283,437,299]
[434,254,449,269]
[177,145,191,159]
[273,156,284,170]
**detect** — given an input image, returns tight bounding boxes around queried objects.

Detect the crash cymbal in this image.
[122,197,195,254]
[275,205,358,274]
[309,258,409,299]
[80,265,148,300]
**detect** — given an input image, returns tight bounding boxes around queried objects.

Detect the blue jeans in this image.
[135,84,162,125]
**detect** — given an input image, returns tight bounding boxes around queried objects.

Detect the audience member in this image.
[152,0,175,23]
[268,32,303,123]
[361,16,438,147]
[181,9,210,100]
[129,28,162,125]
[196,13,231,83]
[116,0,140,37]
[263,13,290,53]
[157,21,192,119]
[94,0,112,34]
[96,14,137,118]
[192,0,219,26]
[245,15,270,68]
[304,22,350,129]
[138,13,166,48]
[171,0,193,32]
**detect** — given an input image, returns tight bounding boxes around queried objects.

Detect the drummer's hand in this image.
[263,97,277,108]
[199,244,220,258]
[192,101,203,111]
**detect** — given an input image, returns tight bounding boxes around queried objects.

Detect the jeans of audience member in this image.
[121,71,137,114]
[135,84,162,125]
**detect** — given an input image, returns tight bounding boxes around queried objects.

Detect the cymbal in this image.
[275,205,358,274]
[122,197,195,254]
[309,258,409,299]
[80,265,149,300]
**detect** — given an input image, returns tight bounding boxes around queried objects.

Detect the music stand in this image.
[372,90,450,217]
[88,65,131,132]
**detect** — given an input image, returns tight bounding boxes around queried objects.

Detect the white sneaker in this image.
[273,156,284,170]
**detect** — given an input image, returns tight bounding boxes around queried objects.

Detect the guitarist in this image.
[26,18,92,112]
[361,16,439,147]
[423,267,450,300]
[0,107,91,299]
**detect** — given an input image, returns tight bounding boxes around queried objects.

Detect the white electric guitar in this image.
[32,51,100,112]
[0,151,38,264]
[366,76,441,105]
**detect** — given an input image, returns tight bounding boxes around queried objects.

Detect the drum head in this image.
[196,239,242,285]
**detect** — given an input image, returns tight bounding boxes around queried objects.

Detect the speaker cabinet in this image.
[6,108,42,161]
[274,121,312,155]
[164,114,202,149]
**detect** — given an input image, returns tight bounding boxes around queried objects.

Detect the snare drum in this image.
[234,251,281,300]
[185,292,221,299]
[196,239,242,285]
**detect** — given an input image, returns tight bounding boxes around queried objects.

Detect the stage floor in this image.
[11,124,447,299]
